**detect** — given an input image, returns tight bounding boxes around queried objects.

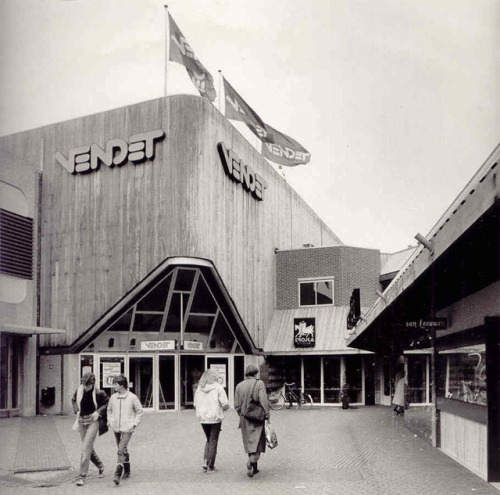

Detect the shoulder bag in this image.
[244,379,266,424]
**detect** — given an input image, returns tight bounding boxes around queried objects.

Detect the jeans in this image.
[114,431,133,464]
[201,422,221,469]
[78,416,103,477]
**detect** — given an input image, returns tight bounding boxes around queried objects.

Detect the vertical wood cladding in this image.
[276,246,380,309]
[1,96,342,349]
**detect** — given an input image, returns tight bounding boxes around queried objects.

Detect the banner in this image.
[261,123,311,167]
[223,78,271,142]
[168,13,216,102]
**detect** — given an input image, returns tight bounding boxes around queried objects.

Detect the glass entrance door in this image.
[129,356,154,409]
[159,355,176,410]
[180,354,205,409]
[206,356,229,396]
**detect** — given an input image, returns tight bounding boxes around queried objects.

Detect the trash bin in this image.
[40,386,56,407]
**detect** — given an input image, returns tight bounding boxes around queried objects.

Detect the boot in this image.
[246,460,254,478]
[252,462,259,475]
[113,464,124,486]
[123,455,130,480]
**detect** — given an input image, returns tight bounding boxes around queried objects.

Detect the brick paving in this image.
[1,406,498,494]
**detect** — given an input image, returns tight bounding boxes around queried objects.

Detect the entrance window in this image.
[303,356,321,403]
[80,355,94,377]
[180,355,205,408]
[159,355,176,410]
[407,355,428,403]
[129,357,153,407]
[323,357,341,403]
[345,355,362,403]
[0,334,21,410]
[99,357,125,396]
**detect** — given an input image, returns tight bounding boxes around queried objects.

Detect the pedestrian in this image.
[194,368,230,474]
[234,364,270,478]
[393,370,406,416]
[71,372,109,487]
[107,374,144,486]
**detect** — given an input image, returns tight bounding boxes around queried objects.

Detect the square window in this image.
[299,279,334,307]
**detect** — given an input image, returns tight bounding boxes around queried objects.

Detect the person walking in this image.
[107,374,144,486]
[234,364,270,478]
[71,372,109,487]
[393,370,406,416]
[194,368,230,474]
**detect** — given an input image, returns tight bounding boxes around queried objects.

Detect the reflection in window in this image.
[438,345,486,406]
[299,279,333,306]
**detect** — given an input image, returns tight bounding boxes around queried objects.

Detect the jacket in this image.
[107,390,144,433]
[194,382,229,423]
[71,385,109,417]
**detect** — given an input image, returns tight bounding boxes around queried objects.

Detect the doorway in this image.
[129,356,154,408]
[180,355,205,409]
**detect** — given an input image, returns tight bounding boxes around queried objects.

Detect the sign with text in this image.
[183,340,203,351]
[294,318,316,348]
[56,129,165,175]
[405,318,447,331]
[140,340,175,351]
[102,362,122,387]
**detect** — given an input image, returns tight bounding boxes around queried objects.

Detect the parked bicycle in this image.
[268,382,313,410]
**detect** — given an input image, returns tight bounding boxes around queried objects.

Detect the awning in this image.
[263,306,372,355]
[0,324,66,336]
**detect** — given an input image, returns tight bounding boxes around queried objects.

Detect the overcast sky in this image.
[1,0,499,253]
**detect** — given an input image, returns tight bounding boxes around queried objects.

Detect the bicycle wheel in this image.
[299,392,313,409]
[268,391,285,410]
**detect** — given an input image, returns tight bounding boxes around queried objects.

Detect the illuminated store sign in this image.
[217,142,267,201]
[55,129,165,175]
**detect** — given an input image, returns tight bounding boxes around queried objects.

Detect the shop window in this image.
[80,355,94,377]
[323,357,341,403]
[299,279,333,307]
[438,344,486,406]
[303,356,321,403]
[345,355,362,403]
[406,355,428,403]
[99,357,125,395]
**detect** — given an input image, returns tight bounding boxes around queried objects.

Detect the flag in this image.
[223,78,272,142]
[261,123,311,167]
[168,13,216,102]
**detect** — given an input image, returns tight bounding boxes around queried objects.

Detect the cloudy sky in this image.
[1,0,499,253]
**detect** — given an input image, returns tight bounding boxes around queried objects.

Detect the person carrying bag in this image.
[234,364,271,478]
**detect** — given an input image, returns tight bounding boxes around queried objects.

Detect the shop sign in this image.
[183,340,203,351]
[217,142,267,201]
[294,318,316,348]
[405,318,447,330]
[55,129,165,175]
[140,340,175,351]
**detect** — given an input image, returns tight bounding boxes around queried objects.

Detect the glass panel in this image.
[323,357,341,403]
[99,357,125,396]
[190,277,217,314]
[207,314,234,352]
[207,357,229,394]
[438,344,486,406]
[129,357,153,407]
[316,280,333,305]
[303,356,321,403]
[234,356,245,394]
[299,282,315,306]
[0,335,8,409]
[174,269,196,291]
[407,355,427,403]
[11,339,19,409]
[180,355,205,408]
[107,309,133,332]
[80,355,94,377]
[132,313,163,332]
[137,275,171,311]
[165,293,187,335]
[159,356,176,410]
[345,356,362,403]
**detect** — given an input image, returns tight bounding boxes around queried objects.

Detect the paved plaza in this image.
[0,406,498,495]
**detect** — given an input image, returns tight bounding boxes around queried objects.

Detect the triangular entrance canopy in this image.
[70,257,258,354]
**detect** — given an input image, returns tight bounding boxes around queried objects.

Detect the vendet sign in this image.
[55,129,165,175]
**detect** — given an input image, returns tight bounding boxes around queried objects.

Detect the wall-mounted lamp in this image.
[375,290,387,302]
[414,233,433,253]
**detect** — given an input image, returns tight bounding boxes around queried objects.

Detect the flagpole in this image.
[164,4,169,96]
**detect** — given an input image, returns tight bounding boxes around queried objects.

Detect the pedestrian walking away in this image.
[194,368,230,474]
[393,369,406,416]
[234,364,270,478]
[107,374,144,486]
[71,372,109,487]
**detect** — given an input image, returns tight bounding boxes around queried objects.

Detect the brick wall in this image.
[276,246,380,309]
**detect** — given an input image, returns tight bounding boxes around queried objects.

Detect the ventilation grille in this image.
[0,208,34,280]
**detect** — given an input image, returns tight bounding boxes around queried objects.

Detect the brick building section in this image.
[276,246,381,309]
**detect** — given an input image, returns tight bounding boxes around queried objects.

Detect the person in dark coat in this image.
[71,372,109,487]
[234,364,270,478]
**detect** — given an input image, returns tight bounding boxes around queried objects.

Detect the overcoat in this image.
[234,377,270,454]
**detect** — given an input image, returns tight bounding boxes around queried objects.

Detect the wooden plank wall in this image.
[3,95,342,350]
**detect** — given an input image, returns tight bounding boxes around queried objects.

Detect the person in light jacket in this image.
[71,372,108,487]
[234,364,270,478]
[107,374,144,485]
[194,368,230,474]
[393,370,406,416]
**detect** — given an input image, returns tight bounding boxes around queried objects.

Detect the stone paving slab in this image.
[1,406,498,494]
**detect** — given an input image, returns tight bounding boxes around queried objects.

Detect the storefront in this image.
[347,144,500,481]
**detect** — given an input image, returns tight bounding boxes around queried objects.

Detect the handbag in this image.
[98,413,108,436]
[243,379,266,424]
[265,420,278,449]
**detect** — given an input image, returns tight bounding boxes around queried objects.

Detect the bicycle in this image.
[268,382,313,410]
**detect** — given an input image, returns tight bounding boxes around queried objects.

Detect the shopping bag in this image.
[265,420,278,449]
[72,416,79,432]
